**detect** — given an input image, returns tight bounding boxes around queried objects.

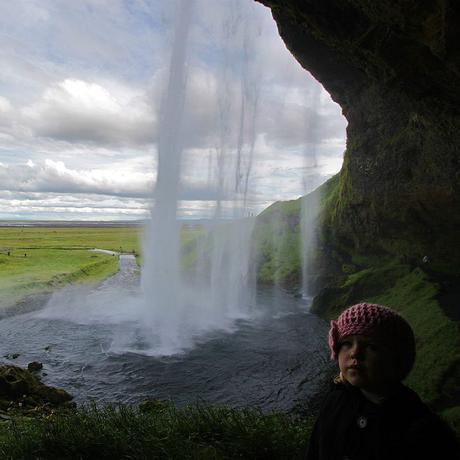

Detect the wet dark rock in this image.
[4,353,20,360]
[27,361,43,372]
[0,365,73,408]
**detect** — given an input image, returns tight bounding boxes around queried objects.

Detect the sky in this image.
[0,0,347,221]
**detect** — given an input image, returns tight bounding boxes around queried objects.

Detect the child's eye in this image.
[340,340,352,349]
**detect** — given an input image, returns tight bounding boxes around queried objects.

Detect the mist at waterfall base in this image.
[0,0,331,410]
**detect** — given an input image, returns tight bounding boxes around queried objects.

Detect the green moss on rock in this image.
[0,365,73,411]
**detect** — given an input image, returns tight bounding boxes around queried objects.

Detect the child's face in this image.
[338,334,398,394]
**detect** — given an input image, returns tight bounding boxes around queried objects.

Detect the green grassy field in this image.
[0,227,142,252]
[0,226,142,311]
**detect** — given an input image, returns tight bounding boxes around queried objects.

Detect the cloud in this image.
[0,159,226,202]
[0,159,152,197]
[21,79,156,146]
[0,97,12,113]
[0,190,149,221]
[258,99,346,149]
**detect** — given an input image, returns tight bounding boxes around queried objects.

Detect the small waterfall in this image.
[206,1,259,322]
[300,87,321,299]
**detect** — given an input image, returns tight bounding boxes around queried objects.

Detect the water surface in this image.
[0,255,332,412]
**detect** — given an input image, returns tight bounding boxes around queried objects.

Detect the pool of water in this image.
[0,256,333,412]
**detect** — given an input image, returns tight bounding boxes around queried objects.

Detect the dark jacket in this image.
[305,382,459,460]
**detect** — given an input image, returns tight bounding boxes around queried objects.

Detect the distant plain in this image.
[0,225,141,310]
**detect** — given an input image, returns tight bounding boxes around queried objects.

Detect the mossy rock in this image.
[0,365,72,407]
[442,406,460,439]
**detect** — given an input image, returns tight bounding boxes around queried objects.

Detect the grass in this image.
[0,402,313,459]
[0,227,142,253]
[0,249,119,308]
[253,198,302,287]
[0,227,142,310]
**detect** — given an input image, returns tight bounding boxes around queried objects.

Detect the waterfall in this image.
[206,0,259,322]
[139,0,195,355]
[300,86,321,299]
[125,0,261,356]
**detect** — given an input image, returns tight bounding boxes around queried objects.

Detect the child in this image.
[306,302,458,460]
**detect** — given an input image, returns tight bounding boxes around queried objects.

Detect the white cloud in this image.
[0,96,12,113]
[0,192,149,221]
[0,159,153,197]
[0,158,227,203]
[21,79,156,146]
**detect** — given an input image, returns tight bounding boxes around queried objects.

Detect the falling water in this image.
[120,0,261,356]
[206,1,259,323]
[134,0,195,355]
[300,86,321,299]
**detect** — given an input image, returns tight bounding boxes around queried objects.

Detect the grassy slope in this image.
[252,176,339,289]
[312,173,460,409]
[0,227,142,310]
[253,199,302,288]
[0,250,119,308]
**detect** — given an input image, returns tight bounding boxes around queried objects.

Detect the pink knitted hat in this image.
[328,303,416,380]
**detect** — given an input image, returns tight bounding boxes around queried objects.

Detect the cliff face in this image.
[257,0,460,273]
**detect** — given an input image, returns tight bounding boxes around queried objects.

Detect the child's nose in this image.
[350,343,364,359]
